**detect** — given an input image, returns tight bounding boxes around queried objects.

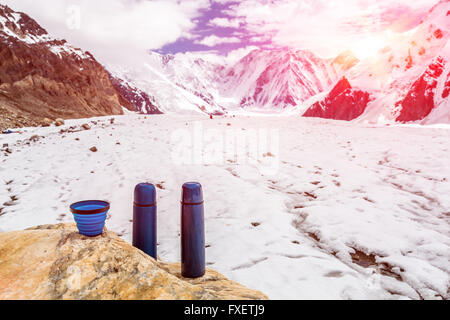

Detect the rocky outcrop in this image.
[303,77,371,121]
[396,56,446,122]
[442,71,450,99]
[0,223,267,300]
[0,5,125,131]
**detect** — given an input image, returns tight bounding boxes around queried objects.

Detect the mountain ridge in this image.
[0,4,152,130]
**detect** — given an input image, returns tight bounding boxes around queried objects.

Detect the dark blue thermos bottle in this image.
[133,183,157,259]
[181,182,206,278]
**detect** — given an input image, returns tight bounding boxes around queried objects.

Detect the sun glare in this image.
[352,35,387,60]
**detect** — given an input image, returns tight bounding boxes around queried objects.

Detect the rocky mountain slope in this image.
[108,73,162,115]
[303,0,450,124]
[1,1,448,126]
[0,4,147,131]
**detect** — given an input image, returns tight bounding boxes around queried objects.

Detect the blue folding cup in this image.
[70,200,110,237]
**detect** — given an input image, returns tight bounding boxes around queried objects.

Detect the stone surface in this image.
[41,118,53,127]
[0,223,268,300]
[54,118,65,127]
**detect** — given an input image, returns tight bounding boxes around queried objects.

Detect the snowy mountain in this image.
[220,48,348,110]
[108,48,355,115]
[304,0,450,124]
[107,52,227,116]
[0,4,129,130]
[1,1,448,126]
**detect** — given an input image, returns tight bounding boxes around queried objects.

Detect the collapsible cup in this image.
[70,200,110,237]
[181,182,206,278]
[133,183,157,259]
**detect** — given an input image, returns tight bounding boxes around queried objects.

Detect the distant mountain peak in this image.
[0,5,48,40]
[220,47,337,109]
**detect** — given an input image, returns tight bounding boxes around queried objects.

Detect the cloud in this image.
[196,35,241,47]
[224,0,437,57]
[209,17,241,28]
[211,0,237,4]
[0,0,210,65]
[1,0,438,61]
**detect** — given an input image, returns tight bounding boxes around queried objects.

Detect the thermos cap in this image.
[182,182,203,204]
[134,183,157,206]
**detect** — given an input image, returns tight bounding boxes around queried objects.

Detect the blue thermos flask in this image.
[181,182,206,278]
[133,183,157,259]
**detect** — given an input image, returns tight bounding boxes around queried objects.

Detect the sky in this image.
[0,0,439,65]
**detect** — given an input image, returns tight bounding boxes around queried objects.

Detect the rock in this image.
[0,223,267,300]
[41,118,53,127]
[396,56,445,122]
[29,135,40,142]
[81,123,91,131]
[89,146,97,152]
[54,118,65,127]
[303,77,370,121]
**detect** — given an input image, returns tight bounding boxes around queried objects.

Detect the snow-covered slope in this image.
[108,73,163,115]
[1,114,449,299]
